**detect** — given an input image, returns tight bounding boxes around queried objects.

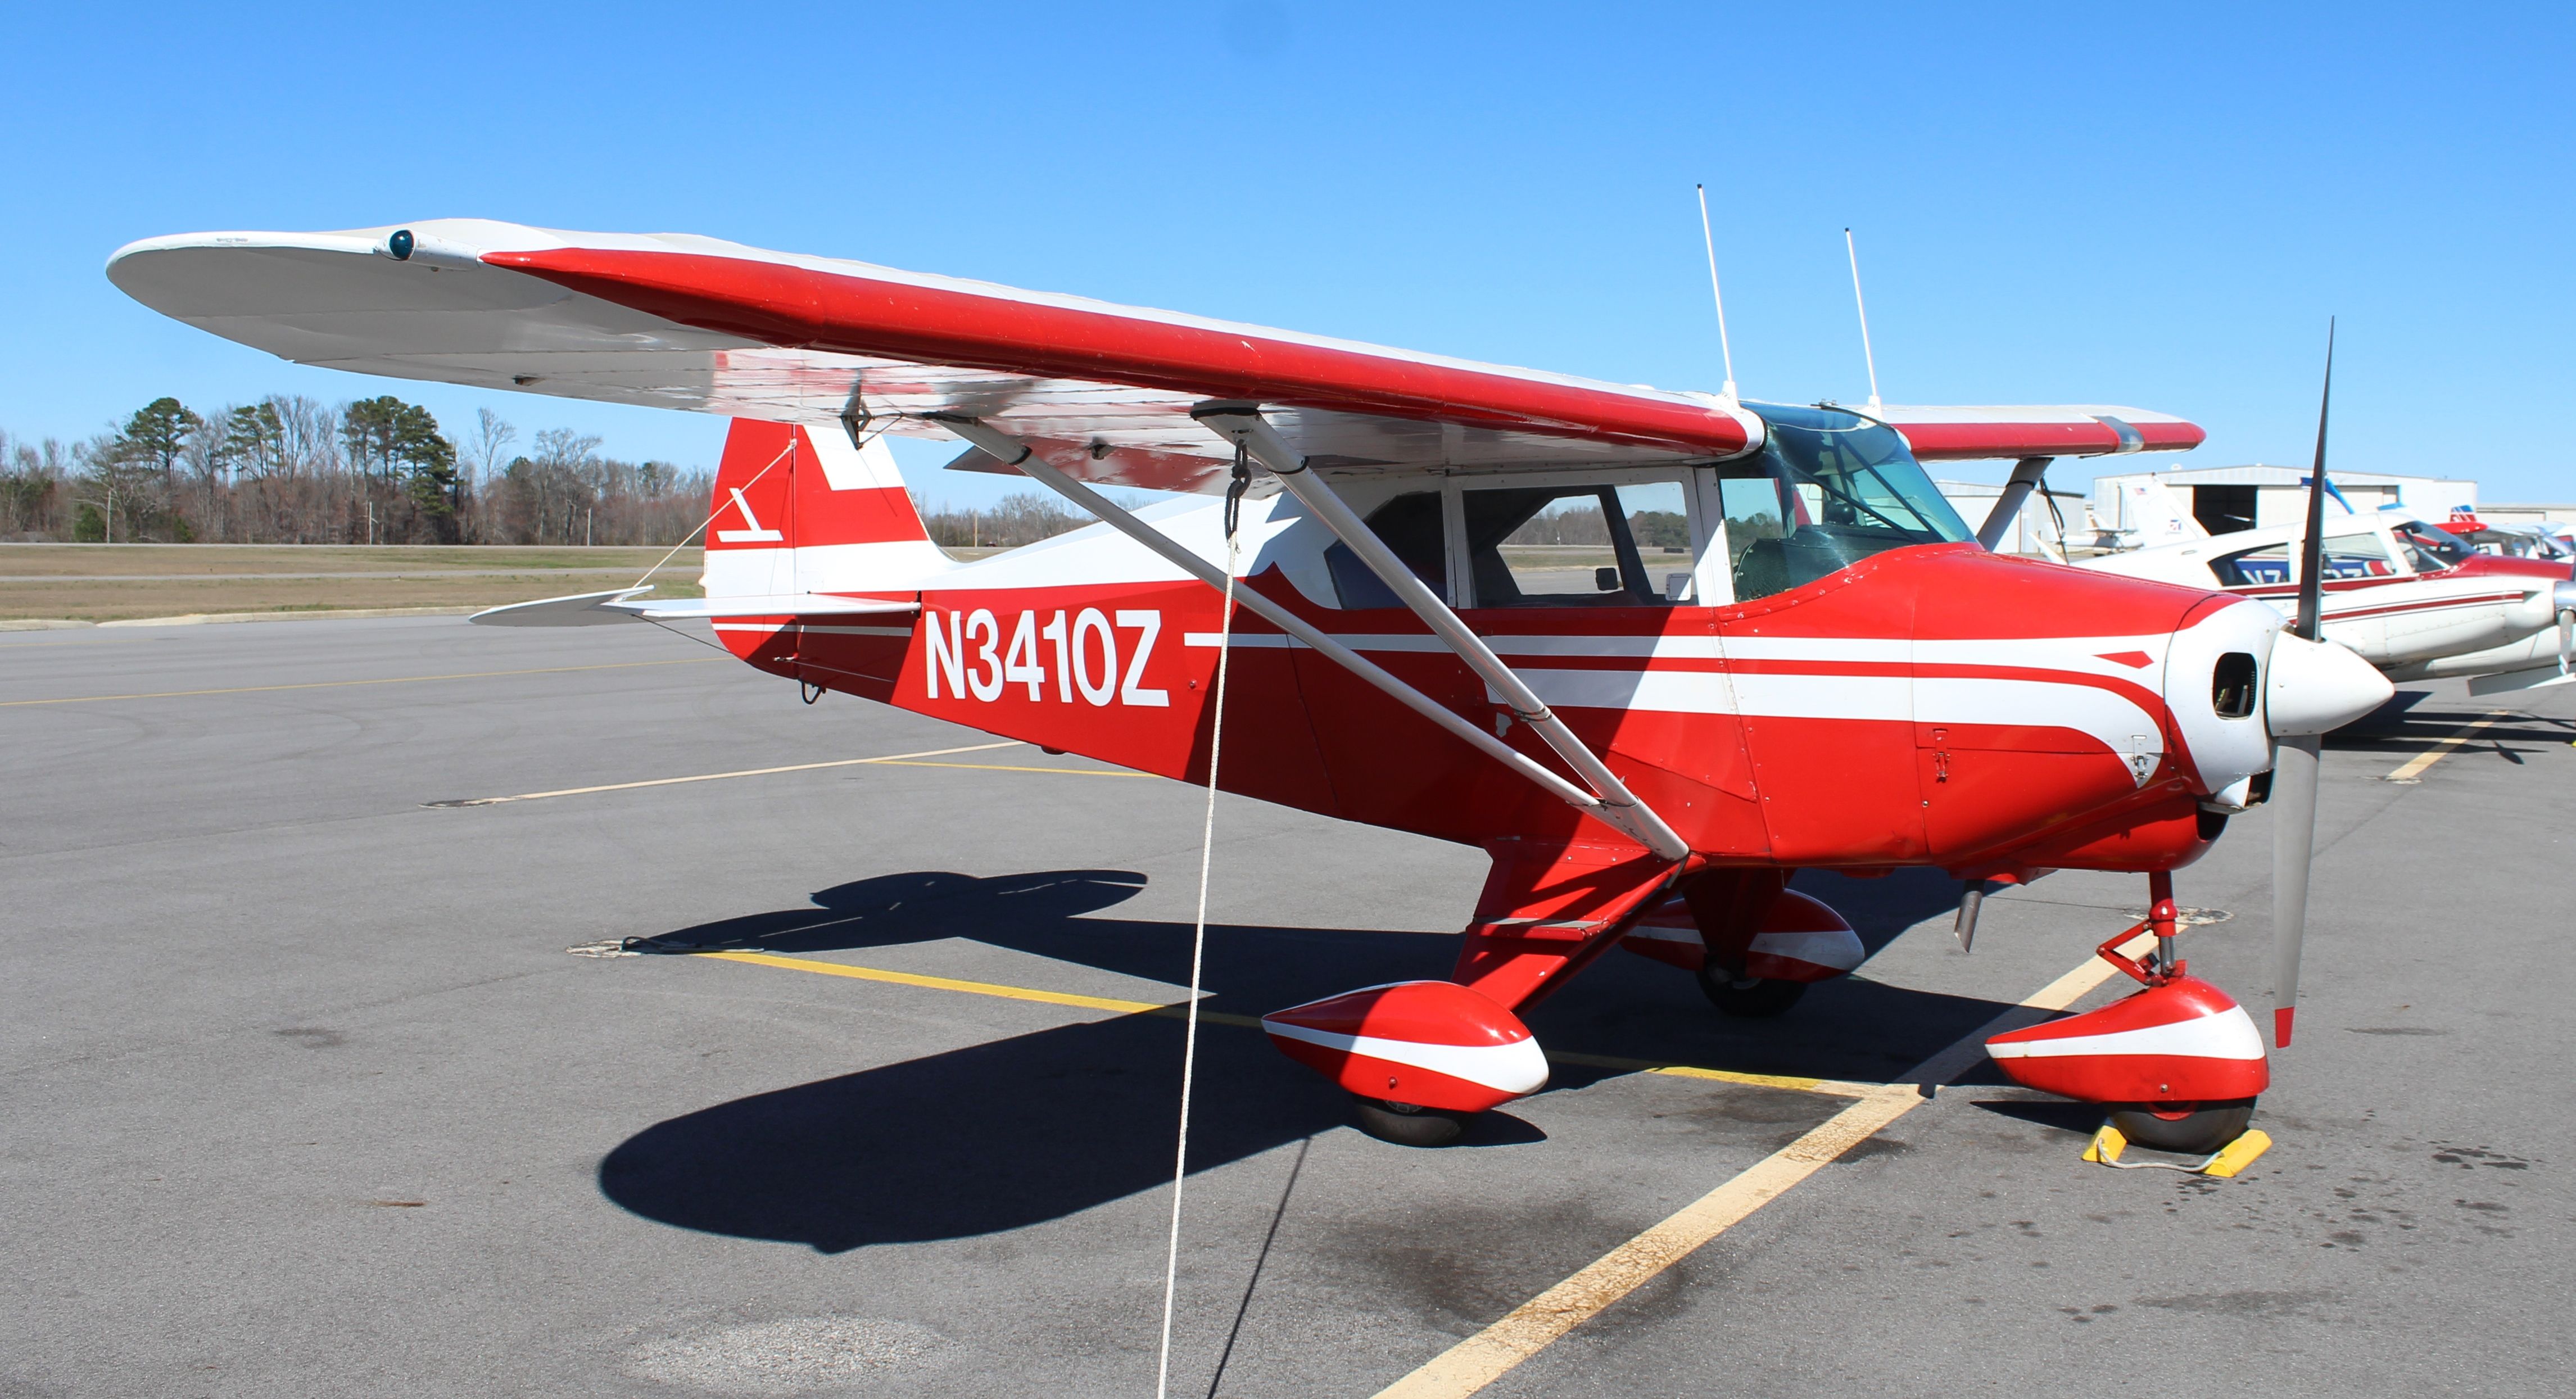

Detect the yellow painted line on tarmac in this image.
[424,742,1026,807]
[685,945,1864,1093]
[868,758,1150,778]
[1372,930,2157,1399]
[696,949,1178,1016]
[1,655,719,707]
[2384,710,2512,782]
[1542,1050,1879,1098]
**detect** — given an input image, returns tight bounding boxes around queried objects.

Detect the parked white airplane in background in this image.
[2083,506,2576,696]
[2439,513,2576,564]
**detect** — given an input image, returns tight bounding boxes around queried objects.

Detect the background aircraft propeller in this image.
[2271,320,2336,1049]
[2557,591,2574,678]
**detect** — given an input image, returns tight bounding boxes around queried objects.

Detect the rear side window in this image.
[2320,532,2399,579]
[1326,492,1447,608]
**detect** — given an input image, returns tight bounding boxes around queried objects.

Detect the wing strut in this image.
[925,414,1666,846]
[1191,405,1689,861]
[1976,456,2054,552]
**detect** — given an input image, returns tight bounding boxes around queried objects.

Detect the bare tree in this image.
[75,432,158,542]
[1,432,72,539]
[461,408,517,541]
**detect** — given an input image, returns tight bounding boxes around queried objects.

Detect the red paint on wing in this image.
[487,247,1753,457]
[1896,418,2206,461]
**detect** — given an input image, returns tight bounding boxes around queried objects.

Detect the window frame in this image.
[1439,465,1712,610]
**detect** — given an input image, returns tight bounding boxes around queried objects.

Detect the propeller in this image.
[2271,320,2336,1049]
[2556,583,2574,677]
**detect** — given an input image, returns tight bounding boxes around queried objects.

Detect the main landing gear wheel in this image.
[1350,1096,1472,1148]
[1695,964,1807,1018]
[2108,1101,2256,1155]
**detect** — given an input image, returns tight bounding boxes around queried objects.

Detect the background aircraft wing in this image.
[108,220,2199,492]
[1876,402,2204,460]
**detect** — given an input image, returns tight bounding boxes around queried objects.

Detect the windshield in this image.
[2392,518,2473,572]
[1718,404,1973,601]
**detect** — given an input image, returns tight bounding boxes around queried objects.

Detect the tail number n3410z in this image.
[925,608,1169,708]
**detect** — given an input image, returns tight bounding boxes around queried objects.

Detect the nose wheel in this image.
[2107,1101,2257,1155]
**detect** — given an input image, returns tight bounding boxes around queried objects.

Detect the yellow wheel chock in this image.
[2083,1124,2271,1176]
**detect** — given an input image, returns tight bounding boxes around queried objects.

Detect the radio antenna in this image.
[1844,227,1882,412]
[1695,184,1739,402]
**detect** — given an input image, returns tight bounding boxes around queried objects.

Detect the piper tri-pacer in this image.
[108,221,2392,1149]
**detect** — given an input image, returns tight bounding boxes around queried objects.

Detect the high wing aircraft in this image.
[2439,513,2576,564]
[2081,504,2576,696]
[109,220,2394,1151]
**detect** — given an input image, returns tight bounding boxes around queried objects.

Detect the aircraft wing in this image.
[107,219,2199,492]
[1876,402,2203,460]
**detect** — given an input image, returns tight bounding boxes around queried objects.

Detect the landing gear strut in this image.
[1987,871,2273,1163]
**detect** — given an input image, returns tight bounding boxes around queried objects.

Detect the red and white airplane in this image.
[109,220,2394,1150]
[2082,505,2576,696]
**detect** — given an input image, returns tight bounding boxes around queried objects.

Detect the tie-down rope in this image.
[1153,447,1252,1398]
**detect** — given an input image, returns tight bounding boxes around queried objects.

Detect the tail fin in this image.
[2117,476,2208,546]
[704,419,947,596]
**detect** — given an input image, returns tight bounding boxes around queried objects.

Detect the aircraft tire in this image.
[1350,1096,1470,1148]
[2108,1101,2256,1154]
[1695,967,1807,1018]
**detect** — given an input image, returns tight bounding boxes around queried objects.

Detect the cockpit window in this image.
[1721,404,1972,601]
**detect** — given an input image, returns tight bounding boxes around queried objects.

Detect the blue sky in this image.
[3,2,2568,506]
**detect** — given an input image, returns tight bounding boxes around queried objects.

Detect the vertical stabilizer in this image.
[2120,476,2207,545]
[703,420,950,598]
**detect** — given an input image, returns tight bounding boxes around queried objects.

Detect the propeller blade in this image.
[2558,605,2572,677]
[2293,322,2335,645]
[2276,318,2335,1048]
[2271,734,2321,1047]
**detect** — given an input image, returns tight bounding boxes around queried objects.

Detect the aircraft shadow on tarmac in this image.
[2332,690,2574,759]
[597,867,2027,1252]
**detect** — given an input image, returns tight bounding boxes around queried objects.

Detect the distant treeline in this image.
[0,395,714,546]
[1507,502,1691,549]
[917,492,1090,549]
[0,395,1122,553]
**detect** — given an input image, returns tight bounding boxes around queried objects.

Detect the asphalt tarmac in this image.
[4,617,2568,1397]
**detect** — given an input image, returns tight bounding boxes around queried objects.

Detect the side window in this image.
[2210,542,2290,587]
[1325,491,1446,608]
[2320,532,2397,579]
[1460,482,1686,608]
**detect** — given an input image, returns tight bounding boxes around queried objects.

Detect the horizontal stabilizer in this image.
[469,588,918,628]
